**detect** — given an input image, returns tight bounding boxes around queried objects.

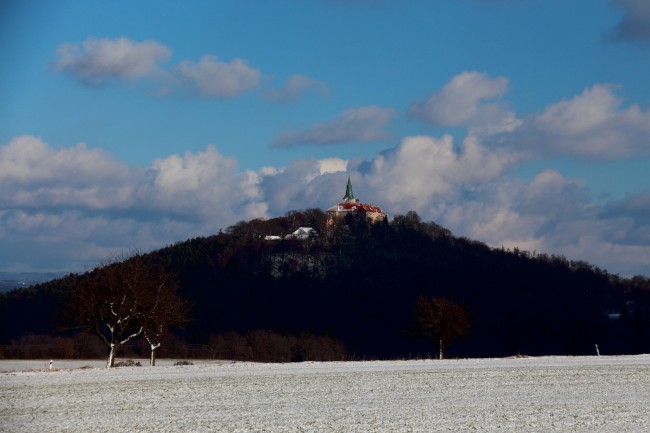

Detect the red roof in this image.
[326,202,386,215]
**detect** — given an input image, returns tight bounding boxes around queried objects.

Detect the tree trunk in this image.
[106,328,141,368]
[150,345,159,366]
[439,339,444,360]
[146,334,161,366]
[107,343,117,368]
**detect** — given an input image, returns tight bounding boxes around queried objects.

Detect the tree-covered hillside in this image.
[2,209,649,359]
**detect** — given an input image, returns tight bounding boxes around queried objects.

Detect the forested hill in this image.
[2,209,649,359]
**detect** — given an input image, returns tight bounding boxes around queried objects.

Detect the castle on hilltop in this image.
[326,177,387,227]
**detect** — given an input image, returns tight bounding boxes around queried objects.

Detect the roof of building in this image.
[285,227,318,239]
[326,178,386,216]
[326,202,386,214]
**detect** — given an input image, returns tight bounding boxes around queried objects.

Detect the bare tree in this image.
[415,296,471,360]
[68,253,187,368]
[140,266,189,366]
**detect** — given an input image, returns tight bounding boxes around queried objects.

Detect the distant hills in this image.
[1,209,649,359]
[0,272,67,292]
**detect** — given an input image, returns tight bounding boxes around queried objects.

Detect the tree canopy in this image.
[415,296,471,359]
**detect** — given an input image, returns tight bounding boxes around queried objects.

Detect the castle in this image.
[326,177,387,226]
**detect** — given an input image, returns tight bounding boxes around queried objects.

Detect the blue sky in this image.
[1,0,649,276]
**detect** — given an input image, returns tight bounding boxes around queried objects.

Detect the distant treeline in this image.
[0,330,345,363]
[1,209,649,360]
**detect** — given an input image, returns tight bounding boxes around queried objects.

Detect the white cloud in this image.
[317,158,348,175]
[413,73,650,161]
[144,145,267,221]
[2,131,650,276]
[0,136,269,270]
[410,71,518,133]
[54,37,171,85]
[176,55,261,98]
[353,134,520,211]
[331,135,545,247]
[272,106,397,147]
[402,166,650,276]
[0,135,138,210]
[505,84,650,159]
[54,37,262,99]
[441,196,546,253]
[535,85,620,134]
[255,158,344,213]
[54,37,342,102]
[263,75,330,102]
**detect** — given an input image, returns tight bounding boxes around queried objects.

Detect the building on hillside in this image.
[326,177,387,227]
[285,227,318,240]
[263,227,317,241]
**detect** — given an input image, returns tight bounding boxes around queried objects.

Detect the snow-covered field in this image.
[1,355,649,432]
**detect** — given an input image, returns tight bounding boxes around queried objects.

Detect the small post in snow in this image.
[49,360,53,370]
[595,344,600,356]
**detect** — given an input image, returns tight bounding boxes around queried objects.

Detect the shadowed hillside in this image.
[2,209,649,360]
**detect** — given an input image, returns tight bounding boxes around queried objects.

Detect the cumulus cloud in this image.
[502,84,650,159]
[250,132,517,226]
[263,75,330,102]
[2,129,650,276]
[606,0,650,43]
[412,73,650,160]
[272,106,397,147]
[143,145,266,221]
[54,37,171,85]
[55,37,351,101]
[352,134,519,211]
[0,136,271,270]
[0,135,138,210]
[54,37,261,98]
[317,157,348,176]
[176,55,261,98]
[0,136,349,271]
[410,71,519,133]
[0,136,256,221]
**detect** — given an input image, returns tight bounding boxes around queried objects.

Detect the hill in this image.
[1,209,649,359]
[0,272,67,292]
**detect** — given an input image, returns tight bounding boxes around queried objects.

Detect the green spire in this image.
[342,176,355,201]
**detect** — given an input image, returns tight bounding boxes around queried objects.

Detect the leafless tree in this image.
[140,266,189,366]
[415,296,471,360]
[68,253,187,367]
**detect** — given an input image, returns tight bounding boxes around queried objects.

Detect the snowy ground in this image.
[1,355,649,432]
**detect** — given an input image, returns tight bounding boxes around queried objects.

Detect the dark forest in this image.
[2,209,649,361]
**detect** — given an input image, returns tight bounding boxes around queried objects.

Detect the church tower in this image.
[326,177,387,226]
[342,177,359,203]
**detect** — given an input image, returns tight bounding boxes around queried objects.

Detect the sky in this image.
[1,0,649,276]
